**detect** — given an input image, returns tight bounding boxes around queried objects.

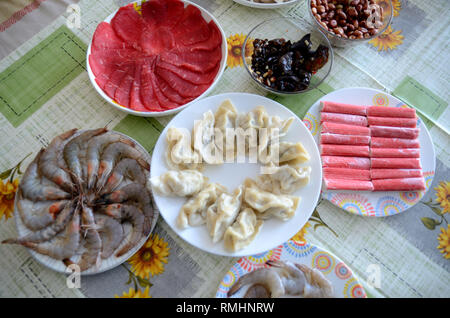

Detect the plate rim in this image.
[232,0,301,9]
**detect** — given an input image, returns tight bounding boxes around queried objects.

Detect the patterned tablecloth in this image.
[0,0,449,298]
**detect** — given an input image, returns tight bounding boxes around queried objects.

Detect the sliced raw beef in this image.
[92,22,130,50]
[158,76,193,105]
[189,21,222,51]
[103,66,131,99]
[141,26,175,55]
[148,64,179,109]
[129,62,148,112]
[142,0,184,28]
[111,5,145,48]
[155,65,209,98]
[160,46,222,72]
[162,0,185,29]
[90,47,142,69]
[173,5,210,46]
[114,65,135,107]
[157,59,219,85]
[140,60,164,112]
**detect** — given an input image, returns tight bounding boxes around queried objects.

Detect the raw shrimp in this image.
[96,142,149,191]
[3,202,75,244]
[16,206,81,260]
[94,213,124,259]
[101,158,149,194]
[63,128,107,183]
[86,132,135,190]
[293,263,334,298]
[228,267,285,298]
[20,150,71,202]
[39,129,78,192]
[76,205,102,271]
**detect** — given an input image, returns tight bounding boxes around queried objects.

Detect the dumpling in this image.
[223,207,263,252]
[206,185,244,243]
[214,99,238,162]
[243,179,300,221]
[271,141,310,166]
[236,106,268,131]
[257,164,311,194]
[150,170,208,197]
[193,110,223,165]
[165,127,202,170]
[177,183,227,229]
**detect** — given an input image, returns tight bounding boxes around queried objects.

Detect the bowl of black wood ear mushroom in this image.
[309,0,393,47]
[243,17,333,95]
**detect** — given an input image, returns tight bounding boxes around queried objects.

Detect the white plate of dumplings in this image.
[150,92,322,256]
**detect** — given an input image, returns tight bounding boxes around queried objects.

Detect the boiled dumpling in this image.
[257,164,311,194]
[193,110,223,165]
[150,170,208,197]
[214,99,238,162]
[206,185,244,243]
[223,207,263,252]
[258,115,295,161]
[165,127,202,170]
[243,179,300,221]
[266,141,310,166]
[177,183,227,229]
[236,106,268,131]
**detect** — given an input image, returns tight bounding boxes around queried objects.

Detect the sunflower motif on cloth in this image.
[368,25,404,51]
[437,224,450,259]
[128,233,170,279]
[115,286,151,298]
[291,222,311,243]
[376,0,401,17]
[226,33,253,69]
[0,178,19,221]
[434,181,450,214]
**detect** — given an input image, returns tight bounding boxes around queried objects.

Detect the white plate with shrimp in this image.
[150,92,322,257]
[216,240,367,298]
[10,129,158,275]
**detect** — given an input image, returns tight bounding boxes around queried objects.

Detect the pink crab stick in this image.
[372,177,426,191]
[371,158,422,169]
[321,122,370,136]
[323,178,374,191]
[321,144,370,157]
[367,106,416,118]
[320,133,370,145]
[320,101,367,116]
[323,168,371,180]
[370,148,421,158]
[368,116,417,128]
[371,137,420,149]
[321,156,371,169]
[321,112,368,126]
[370,169,423,180]
[370,126,419,139]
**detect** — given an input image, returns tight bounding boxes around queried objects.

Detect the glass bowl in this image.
[242,17,333,96]
[308,0,393,48]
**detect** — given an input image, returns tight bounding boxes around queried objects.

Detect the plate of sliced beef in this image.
[87,0,227,116]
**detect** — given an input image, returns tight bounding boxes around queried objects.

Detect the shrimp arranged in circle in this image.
[2,129,158,273]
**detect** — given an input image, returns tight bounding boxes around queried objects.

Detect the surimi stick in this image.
[371,137,420,149]
[372,177,426,191]
[368,116,417,128]
[320,133,370,145]
[323,178,374,191]
[321,156,371,169]
[321,144,370,157]
[321,122,370,136]
[321,112,368,126]
[370,169,423,180]
[320,101,367,116]
[367,106,416,118]
[370,126,419,139]
[371,158,422,169]
[370,148,420,158]
[323,168,371,180]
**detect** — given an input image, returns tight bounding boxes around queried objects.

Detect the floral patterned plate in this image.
[303,87,436,217]
[216,240,367,298]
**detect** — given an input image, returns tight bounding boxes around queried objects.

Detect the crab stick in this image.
[320,133,370,145]
[323,168,371,180]
[368,116,417,128]
[372,177,426,191]
[370,148,421,158]
[370,126,419,139]
[371,158,422,169]
[320,101,367,116]
[321,156,371,169]
[370,169,423,180]
[367,106,416,118]
[321,122,370,136]
[321,112,368,126]
[371,137,420,149]
[321,144,370,157]
[323,178,374,191]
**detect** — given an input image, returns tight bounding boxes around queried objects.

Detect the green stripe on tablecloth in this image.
[393,76,448,131]
[113,115,164,154]
[0,25,86,127]
[266,82,334,119]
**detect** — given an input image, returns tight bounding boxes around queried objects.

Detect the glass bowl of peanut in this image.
[308,0,393,47]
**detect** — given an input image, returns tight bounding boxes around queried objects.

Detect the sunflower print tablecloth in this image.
[0,0,449,298]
